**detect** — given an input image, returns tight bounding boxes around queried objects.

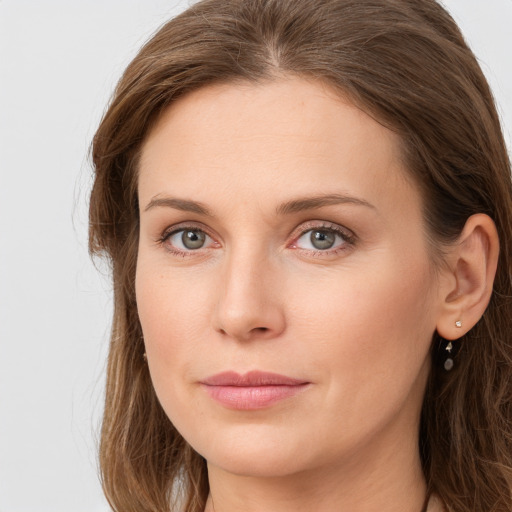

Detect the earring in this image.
[443,340,454,371]
[455,320,462,328]
[143,352,147,363]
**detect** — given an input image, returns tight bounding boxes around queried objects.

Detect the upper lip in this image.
[201,371,309,387]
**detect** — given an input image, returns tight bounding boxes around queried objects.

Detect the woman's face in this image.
[136,78,445,478]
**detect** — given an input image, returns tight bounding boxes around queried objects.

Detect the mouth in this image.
[200,371,311,410]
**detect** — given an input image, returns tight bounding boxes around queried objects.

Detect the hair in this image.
[89,1,512,511]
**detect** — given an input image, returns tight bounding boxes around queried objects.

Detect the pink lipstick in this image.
[200,371,310,410]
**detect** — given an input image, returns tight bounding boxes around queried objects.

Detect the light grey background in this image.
[0,1,510,511]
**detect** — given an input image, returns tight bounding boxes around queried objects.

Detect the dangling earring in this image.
[441,320,463,371]
[443,340,454,371]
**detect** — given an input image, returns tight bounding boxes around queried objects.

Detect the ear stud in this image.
[455,320,462,328]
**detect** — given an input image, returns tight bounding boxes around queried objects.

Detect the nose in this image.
[213,247,286,342]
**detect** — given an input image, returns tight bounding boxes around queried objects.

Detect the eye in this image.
[305,229,337,250]
[292,224,355,253]
[162,227,215,252]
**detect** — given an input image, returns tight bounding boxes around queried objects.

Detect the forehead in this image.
[138,78,417,216]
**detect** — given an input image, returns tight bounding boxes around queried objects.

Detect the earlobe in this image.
[436,214,499,340]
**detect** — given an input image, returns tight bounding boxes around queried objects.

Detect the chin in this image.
[190,423,314,478]
[208,449,307,479]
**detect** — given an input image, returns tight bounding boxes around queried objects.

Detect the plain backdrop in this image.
[0,1,510,511]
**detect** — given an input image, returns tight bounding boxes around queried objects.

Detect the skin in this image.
[135,78,489,512]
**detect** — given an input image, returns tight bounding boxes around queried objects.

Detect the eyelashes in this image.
[156,223,219,257]
[290,221,356,254]
[156,221,357,258]
[161,227,216,252]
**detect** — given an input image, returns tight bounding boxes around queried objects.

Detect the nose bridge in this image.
[214,238,285,341]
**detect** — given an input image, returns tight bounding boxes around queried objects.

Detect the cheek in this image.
[136,272,194,436]
[135,259,217,409]
[274,256,436,455]
[136,266,207,353]
[288,252,436,394]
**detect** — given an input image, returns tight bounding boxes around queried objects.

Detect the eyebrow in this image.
[276,193,376,215]
[144,193,375,216]
[144,196,212,216]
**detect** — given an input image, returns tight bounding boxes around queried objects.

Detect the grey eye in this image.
[181,230,206,249]
[294,226,350,252]
[164,227,216,254]
[310,230,336,249]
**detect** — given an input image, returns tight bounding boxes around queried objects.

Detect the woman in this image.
[89,0,512,511]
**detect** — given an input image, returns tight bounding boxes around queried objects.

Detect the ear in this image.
[436,214,499,340]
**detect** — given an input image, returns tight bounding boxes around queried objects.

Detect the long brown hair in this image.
[89,1,512,511]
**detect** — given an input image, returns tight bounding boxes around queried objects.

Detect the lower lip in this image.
[202,384,309,410]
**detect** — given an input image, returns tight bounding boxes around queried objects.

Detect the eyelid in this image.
[291,220,355,240]
[161,221,208,239]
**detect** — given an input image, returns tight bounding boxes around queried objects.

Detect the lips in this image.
[200,371,310,410]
